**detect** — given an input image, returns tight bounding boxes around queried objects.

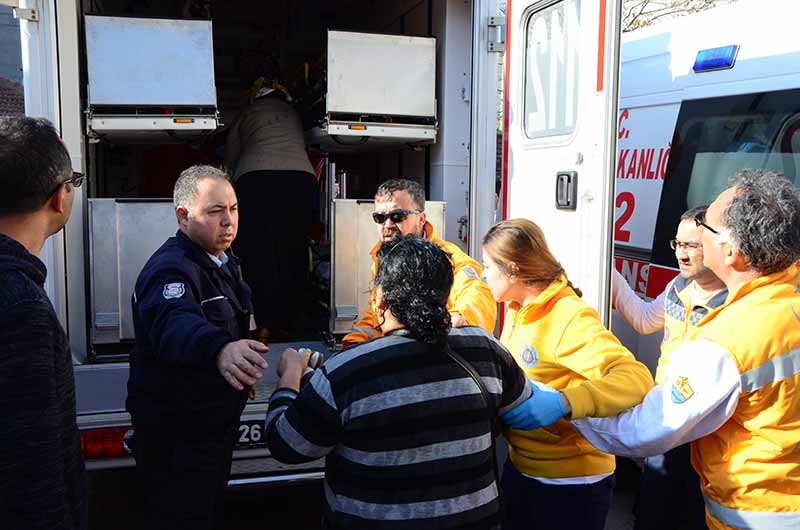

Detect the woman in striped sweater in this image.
[265,236,530,530]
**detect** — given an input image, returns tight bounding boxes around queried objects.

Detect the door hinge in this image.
[0,1,38,21]
[14,8,38,20]
[488,15,505,53]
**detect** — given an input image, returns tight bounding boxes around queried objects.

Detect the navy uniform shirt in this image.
[127,230,254,432]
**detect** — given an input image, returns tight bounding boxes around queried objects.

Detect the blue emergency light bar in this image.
[693,45,739,73]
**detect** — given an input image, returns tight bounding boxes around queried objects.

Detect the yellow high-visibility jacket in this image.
[342,222,496,346]
[572,266,800,530]
[659,276,727,384]
[501,276,654,479]
[691,266,800,530]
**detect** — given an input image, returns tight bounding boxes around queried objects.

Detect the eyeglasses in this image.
[372,208,422,224]
[694,211,720,235]
[49,171,87,196]
[670,239,702,250]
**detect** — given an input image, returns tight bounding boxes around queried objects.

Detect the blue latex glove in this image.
[501,379,566,430]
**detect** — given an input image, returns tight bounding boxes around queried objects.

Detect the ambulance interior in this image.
[79,0,453,355]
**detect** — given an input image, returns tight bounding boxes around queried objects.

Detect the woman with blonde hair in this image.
[481,218,654,530]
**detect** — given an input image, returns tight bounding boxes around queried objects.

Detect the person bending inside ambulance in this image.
[127,165,268,530]
[342,178,496,346]
[224,78,317,340]
[612,205,726,530]
[568,170,800,530]
[481,218,654,530]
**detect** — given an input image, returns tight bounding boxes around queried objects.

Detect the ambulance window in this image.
[650,88,800,267]
[0,7,25,117]
[523,0,580,139]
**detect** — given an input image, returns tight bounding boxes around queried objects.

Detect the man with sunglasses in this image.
[342,178,496,346]
[574,170,800,529]
[0,117,87,530]
[611,205,726,530]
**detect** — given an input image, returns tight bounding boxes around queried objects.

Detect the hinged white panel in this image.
[327,30,435,117]
[85,16,216,106]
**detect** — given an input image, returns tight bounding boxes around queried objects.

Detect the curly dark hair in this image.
[374,236,453,345]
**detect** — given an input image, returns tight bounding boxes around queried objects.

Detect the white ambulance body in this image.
[2,0,623,499]
[612,0,800,368]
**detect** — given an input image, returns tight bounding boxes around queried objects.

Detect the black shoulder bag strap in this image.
[445,345,503,492]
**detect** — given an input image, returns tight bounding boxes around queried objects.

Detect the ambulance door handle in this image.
[555,171,578,210]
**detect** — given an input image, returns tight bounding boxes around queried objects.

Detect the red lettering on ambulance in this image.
[617,149,630,179]
[626,150,638,179]
[637,148,653,180]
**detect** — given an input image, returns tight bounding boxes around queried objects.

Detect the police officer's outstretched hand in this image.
[216,339,269,391]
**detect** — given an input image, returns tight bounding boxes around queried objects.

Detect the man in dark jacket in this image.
[127,165,268,530]
[0,116,87,530]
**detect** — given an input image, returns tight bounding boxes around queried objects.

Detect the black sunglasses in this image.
[50,171,86,196]
[693,211,720,235]
[372,208,422,224]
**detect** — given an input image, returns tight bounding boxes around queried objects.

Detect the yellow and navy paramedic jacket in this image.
[574,265,800,530]
[659,275,727,383]
[342,221,496,346]
[501,275,654,480]
[612,270,727,384]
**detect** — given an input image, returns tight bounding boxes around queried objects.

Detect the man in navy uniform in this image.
[127,165,268,530]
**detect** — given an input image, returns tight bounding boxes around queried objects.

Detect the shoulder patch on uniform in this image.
[461,266,480,280]
[520,344,538,368]
[671,376,695,404]
[163,282,185,299]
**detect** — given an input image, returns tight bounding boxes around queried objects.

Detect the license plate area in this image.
[236,417,266,449]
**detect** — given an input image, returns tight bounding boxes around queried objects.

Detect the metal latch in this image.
[555,171,578,210]
[488,15,505,53]
[0,1,39,21]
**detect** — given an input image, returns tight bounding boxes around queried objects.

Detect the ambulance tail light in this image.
[693,45,739,73]
[80,427,134,459]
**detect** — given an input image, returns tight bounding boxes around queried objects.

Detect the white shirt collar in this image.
[206,251,229,268]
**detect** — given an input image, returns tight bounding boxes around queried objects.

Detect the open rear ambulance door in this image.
[502,0,621,322]
[0,0,85,342]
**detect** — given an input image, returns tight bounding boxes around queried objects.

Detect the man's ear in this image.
[48,183,69,214]
[727,243,748,271]
[176,206,190,229]
[418,210,428,230]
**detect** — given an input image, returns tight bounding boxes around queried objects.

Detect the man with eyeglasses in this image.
[342,178,496,346]
[0,117,87,530]
[611,205,726,530]
[574,170,800,529]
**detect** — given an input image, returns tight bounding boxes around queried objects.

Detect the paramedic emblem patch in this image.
[462,267,480,280]
[163,282,185,299]
[520,344,538,368]
[671,376,695,404]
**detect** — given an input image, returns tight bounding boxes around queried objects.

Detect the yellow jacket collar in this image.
[724,264,799,305]
[509,275,572,323]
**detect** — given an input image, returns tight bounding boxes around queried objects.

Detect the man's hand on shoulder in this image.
[216,340,269,390]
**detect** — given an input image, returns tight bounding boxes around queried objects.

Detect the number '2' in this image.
[614,192,635,243]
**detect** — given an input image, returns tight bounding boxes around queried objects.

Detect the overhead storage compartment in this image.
[84,15,219,142]
[307,30,437,152]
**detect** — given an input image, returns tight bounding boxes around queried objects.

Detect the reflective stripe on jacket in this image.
[692,266,800,530]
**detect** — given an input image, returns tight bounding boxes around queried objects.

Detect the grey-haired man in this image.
[127,165,268,530]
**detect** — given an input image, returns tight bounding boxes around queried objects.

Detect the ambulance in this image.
[611,0,800,366]
[0,0,622,505]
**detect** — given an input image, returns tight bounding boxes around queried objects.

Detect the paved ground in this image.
[88,458,643,530]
